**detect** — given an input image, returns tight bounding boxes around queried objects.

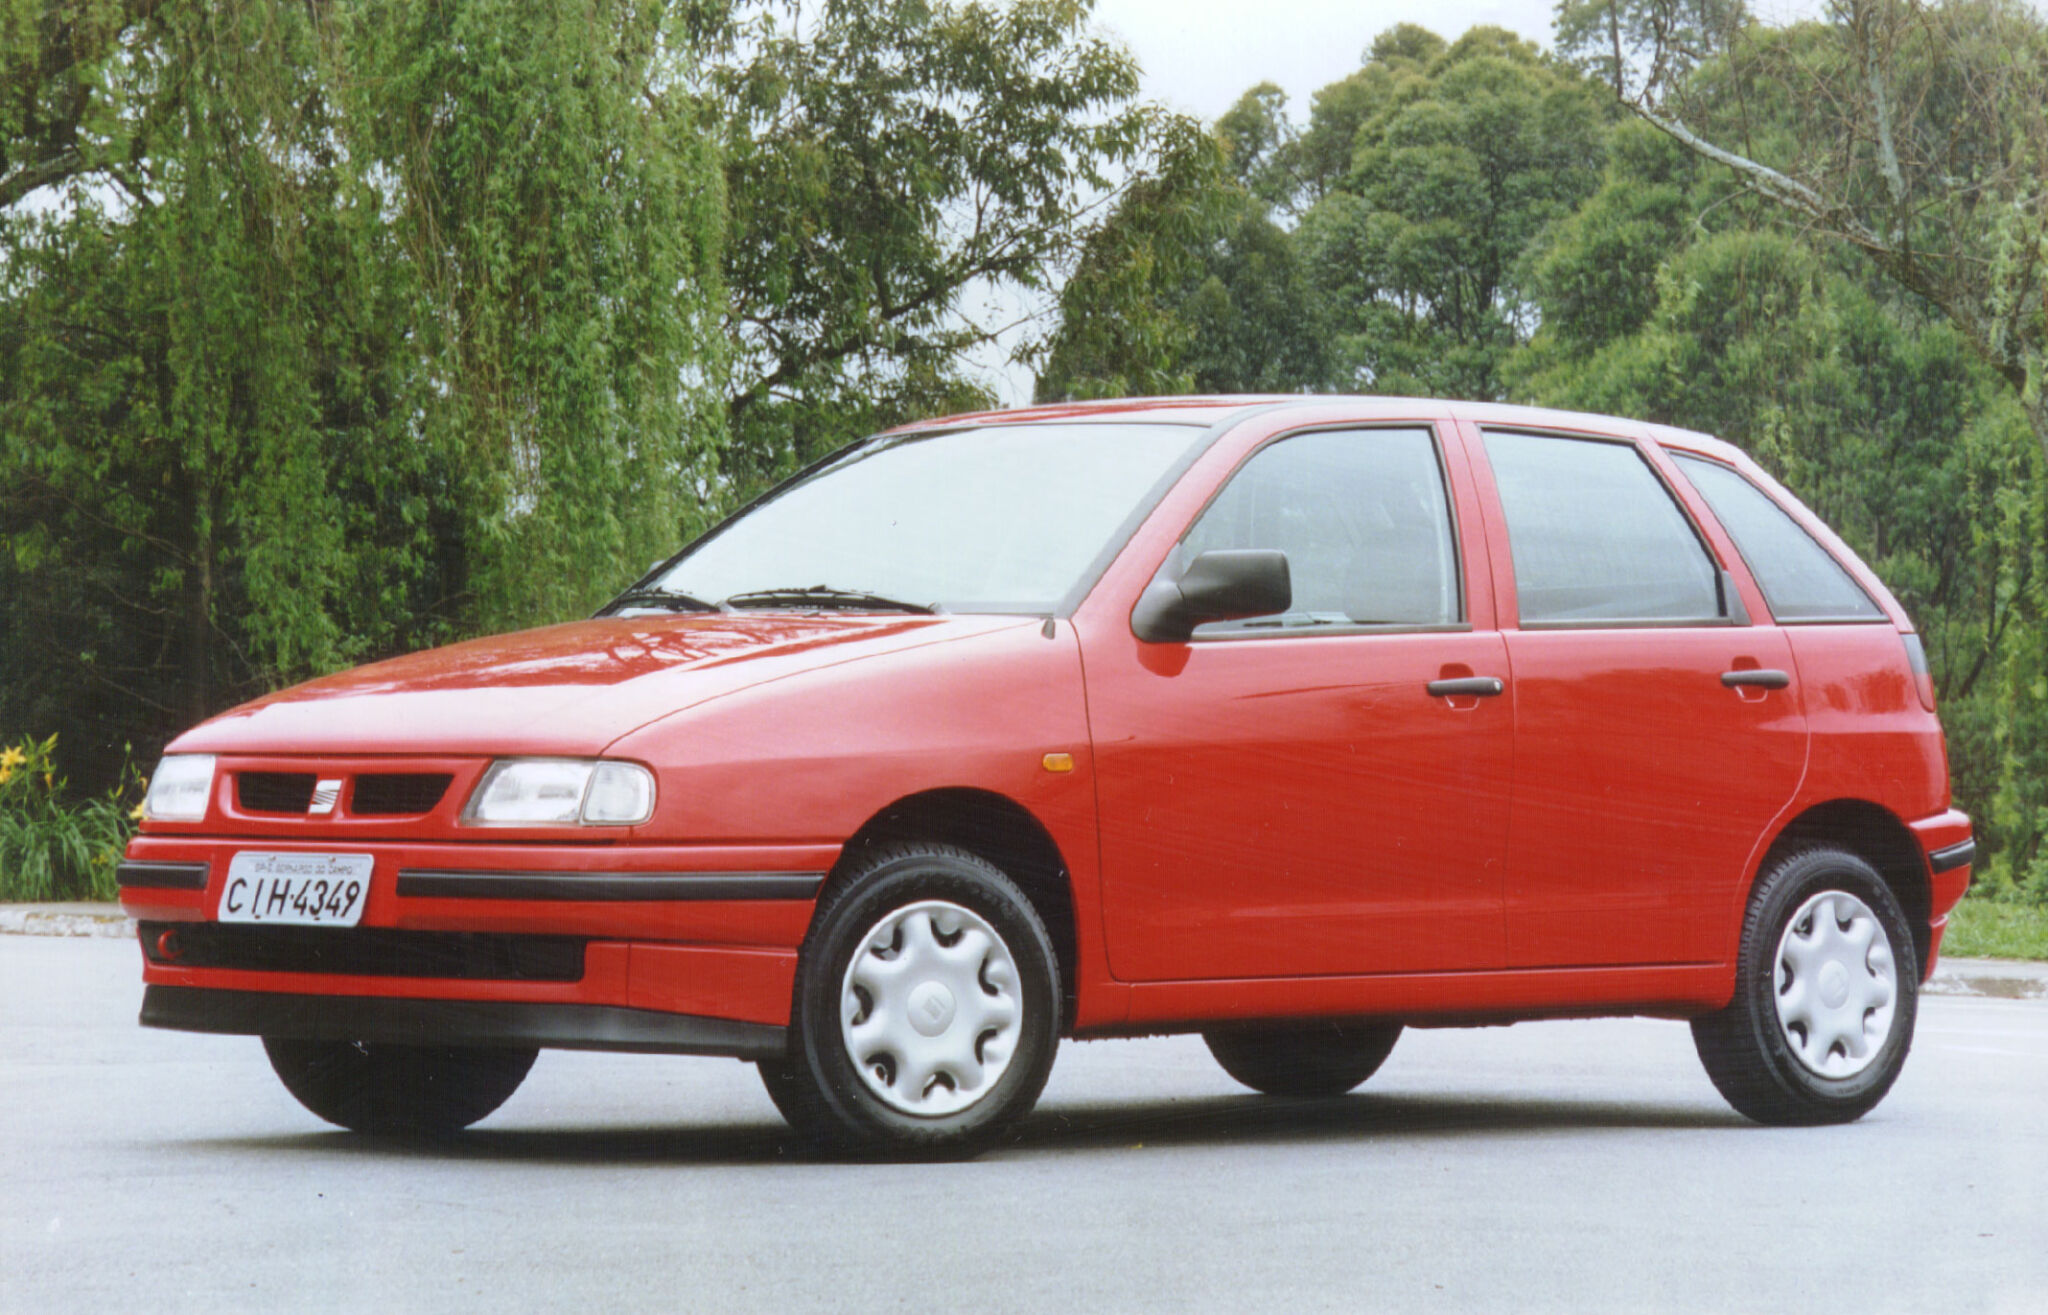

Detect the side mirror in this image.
[1131,549,1292,643]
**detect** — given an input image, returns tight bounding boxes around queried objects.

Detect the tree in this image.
[1297,26,1609,399]
[1560,0,2048,466]
[1033,97,1332,401]
[2,0,725,787]
[710,0,1153,485]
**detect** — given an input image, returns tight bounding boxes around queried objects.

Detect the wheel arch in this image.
[1758,799,1931,974]
[830,787,1079,1030]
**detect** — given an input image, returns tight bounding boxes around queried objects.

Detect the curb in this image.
[4,902,2045,999]
[0,903,134,939]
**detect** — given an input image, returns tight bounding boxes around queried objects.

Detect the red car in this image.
[121,397,1974,1154]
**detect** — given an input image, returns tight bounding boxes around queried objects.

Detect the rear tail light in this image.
[1901,632,1937,711]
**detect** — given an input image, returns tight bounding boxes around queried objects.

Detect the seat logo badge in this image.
[309,779,343,815]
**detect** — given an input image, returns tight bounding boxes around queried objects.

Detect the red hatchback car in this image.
[121,397,1974,1154]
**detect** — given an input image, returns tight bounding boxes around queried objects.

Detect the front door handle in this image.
[1427,676,1505,698]
[1720,669,1791,690]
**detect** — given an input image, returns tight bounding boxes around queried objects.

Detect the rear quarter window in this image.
[1670,453,1885,623]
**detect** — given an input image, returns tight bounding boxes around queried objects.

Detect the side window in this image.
[1483,430,1723,625]
[1671,453,1884,622]
[1178,428,1460,634]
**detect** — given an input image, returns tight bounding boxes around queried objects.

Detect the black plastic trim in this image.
[1719,669,1792,690]
[1929,840,1977,874]
[140,985,787,1059]
[116,860,210,890]
[139,922,587,982]
[395,869,824,902]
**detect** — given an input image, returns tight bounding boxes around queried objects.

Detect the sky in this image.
[1086,0,1561,122]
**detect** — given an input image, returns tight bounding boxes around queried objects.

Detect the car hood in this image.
[172,612,1039,757]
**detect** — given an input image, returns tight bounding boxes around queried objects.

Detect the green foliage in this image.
[1033,114,1329,401]
[1301,29,1608,398]
[1941,896,2048,962]
[2,0,726,788]
[346,0,729,631]
[0,734,139,901]
[1039,24,1610,402]
[712,0,1151,486]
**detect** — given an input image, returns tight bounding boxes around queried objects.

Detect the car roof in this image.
[887,395,1748,463]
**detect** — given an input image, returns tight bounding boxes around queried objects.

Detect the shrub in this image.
[0,735,141,902]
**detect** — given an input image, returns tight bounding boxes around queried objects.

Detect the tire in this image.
[1692,847,1918,1126]
[1203,1020,1403,1096]
[263,1038,537,1135]
[772,843,1061,1158]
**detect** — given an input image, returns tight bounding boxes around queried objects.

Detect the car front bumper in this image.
[117,835,837,1044]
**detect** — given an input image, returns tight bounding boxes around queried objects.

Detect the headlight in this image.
[461,759,656,826]
[143,754,216,822]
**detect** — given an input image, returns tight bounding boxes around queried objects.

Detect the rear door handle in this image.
[1720,669,1790,690]
[1427,676,1505,698]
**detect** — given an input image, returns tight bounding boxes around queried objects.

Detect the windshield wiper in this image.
[722,585,938,614]
[598,587,721,616]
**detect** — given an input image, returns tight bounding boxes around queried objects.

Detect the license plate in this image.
[219,852,373,926]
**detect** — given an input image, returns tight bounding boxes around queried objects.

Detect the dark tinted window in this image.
[1483,431,1721,624]
[1178,428,1459,633]
[1672,453,1884,622]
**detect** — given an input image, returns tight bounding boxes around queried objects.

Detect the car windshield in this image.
[631,422,1205,614]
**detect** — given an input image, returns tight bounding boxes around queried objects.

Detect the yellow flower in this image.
[130,801,147,821]
[0,765,11,785]
[0,745,25,772]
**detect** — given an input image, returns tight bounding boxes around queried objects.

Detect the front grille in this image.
[140,922,587,982]
[351,773,453,816]
[237,772,316,813]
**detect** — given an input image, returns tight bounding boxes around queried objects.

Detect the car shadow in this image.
[189,1090,1748,1165]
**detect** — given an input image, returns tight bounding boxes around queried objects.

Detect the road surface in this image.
[4,935,2043,1313]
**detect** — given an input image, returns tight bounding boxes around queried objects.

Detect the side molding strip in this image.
[395,869,825,902]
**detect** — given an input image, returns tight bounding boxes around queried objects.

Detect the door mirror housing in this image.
[1131,549,1292,643]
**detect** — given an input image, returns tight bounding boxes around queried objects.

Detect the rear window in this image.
[1670,453,1885,623]
[1482,431,1723,625]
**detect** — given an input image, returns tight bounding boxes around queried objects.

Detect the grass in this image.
[1942,897,2048,962]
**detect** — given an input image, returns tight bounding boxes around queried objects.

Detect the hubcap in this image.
[1773,890,1897,1079]
[839,900,1022,1117]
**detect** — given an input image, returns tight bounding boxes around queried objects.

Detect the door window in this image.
[1177,428,1460,634]
[1483,431,1723,625]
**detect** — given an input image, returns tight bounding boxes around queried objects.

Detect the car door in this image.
[1083,423,1513,982]
[1466,425,1810,969]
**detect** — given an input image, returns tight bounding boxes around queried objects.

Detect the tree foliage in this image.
[711,0,1153,484]
[2,0,726,786]
[1038,26,1610,401]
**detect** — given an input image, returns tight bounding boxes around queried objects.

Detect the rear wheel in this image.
[263,1038,536,1135]
[1204,1020,1403,1096]
[1692,847,1917,1125]
[769,843,1061,1157]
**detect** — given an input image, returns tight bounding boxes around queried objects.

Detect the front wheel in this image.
[768,844,1061,1157]
[1204,1020,1403,1096]
[263,1038,537,1135]
[1692,847,1918,1126]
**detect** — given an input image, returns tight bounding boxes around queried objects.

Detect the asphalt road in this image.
[4,935,2043,1314]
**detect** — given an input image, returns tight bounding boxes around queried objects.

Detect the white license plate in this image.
[219,852,373,926]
